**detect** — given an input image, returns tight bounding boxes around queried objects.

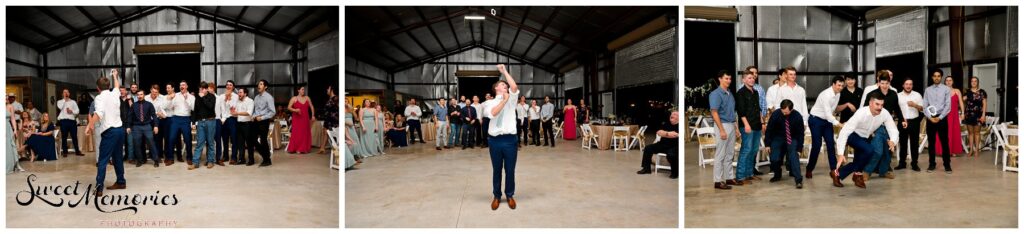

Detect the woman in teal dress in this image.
[359,100,381,156]
[346,103,369,158]
[344,128,357,169]
[6,102,19,173]
[375,105,386,154]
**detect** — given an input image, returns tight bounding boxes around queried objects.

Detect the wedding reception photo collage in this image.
[3,0,1023,233]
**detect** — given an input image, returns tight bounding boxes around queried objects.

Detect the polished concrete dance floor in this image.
[6,150,339,228]
[345,138,679,228]
[684,140,1018,228]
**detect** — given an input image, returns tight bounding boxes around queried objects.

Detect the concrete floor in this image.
[345,138,678,228]
[684,140,1018,228]
[6,150,339,228]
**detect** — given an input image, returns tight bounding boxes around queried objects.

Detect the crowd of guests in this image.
[704,65,990,190]
[5,69,341,180]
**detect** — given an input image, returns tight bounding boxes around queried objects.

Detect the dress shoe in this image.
[742,179,752,185]
[911,164,921,171]
[927,165,936,172]
[216,161,225,166]
[796,182,803,189]
[154,162,159,168]
[885,172,895,179]
[106,183,126,190]
[945,168,953,174]
[491,198,500,210]
[753,170,764,176]
[176,156,184,162]
[853,174,866,188]
[669,174,678,179]
[725,179,742,186]
[75,152,85,156]
[128,160,136,164]
[507,197,517,209]
[258,162,272,167]
[714,182,732,190]
[187,161,193,166]
[436,147,442,150]
[246,161,255,166]
[62,152,68,158]
[636,169,652,175]
[188,165,197,170]
[95,190,103,197]
[894,164,907,170]
[749,176,762,181]
[207,163,215,169]
[805,171,813,179]
[830,171,844,187]
[230,161,240,165]
[769,177,781,183]
[135,162,143,167]
[238,160,248,164]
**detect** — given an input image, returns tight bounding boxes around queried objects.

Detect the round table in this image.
[590,125,639,150]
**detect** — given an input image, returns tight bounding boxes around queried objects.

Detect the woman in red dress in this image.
[563,99,577,140]
[934,76,965,156]
[286,87,315,154]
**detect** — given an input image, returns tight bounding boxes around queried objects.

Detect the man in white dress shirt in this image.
[830,92,899,189]
[516,96,528,147]
[776,66,809,125]
[165,80,196,166]
[217,80,240,164]
[528,100,541,146]
[146,84,170,164]
[484,64,521,211]
[231,88,257,166]
[57,88,85,157]
[896,79,924,171]
[86,69,126,197]
[805,76,845,178]
[404,99,424,144]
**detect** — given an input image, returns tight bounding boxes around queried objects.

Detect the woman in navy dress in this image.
[22,114,57,161]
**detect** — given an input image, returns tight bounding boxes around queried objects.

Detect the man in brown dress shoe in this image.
[484,64,521,210]
[832,93,899,189]
[87,69,128,196]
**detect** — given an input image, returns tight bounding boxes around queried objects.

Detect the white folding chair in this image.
[688,116,703,140]
[651,135,672,174]
[327,129,340,170]
[696,127,717,168]
[998,124,1018,172]
[612,126,630,151]
[267,121,276,156]
[981,116,1000,151]
[553,120,564,139]
[580,124,596,150]
[628,125,648,150]
[992,123,1005,166]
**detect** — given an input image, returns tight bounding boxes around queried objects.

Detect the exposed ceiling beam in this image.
[354,7,470,46]
[486,8,593,54]
[582,7,640,46]
[415,7,448,53]
[817,6,860,22]
[390,42,478,73]
[550,49,576,68]
[44,6,165,52]
[282,6,316,36]
[520,6,561,60]
[493,6,505,50]
[11,19,57,40]
[479,44,558,73]
[506,6,531,55]
[380,7,435,60]
[36,7,82,35]
[108,6,122,21]
[235,6,250,22]
[442,7,463,50]
[75,6,101,26]
[172,6,298,44]
[256,6,282,29]
[537,7,594,64]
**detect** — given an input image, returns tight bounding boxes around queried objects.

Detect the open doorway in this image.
[876,52,925,94]
[456,76,498,102]
[136,53,201,94]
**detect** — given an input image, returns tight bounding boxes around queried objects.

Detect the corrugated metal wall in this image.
[16,8,334,103]
[614,27,678,89]
[6,40,40,77]
[735,6,854,96]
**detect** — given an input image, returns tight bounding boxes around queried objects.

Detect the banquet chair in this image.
[627,125,648,151]
[798,130,812,165]
[998,123,1018,172]
[279,119,292,150]
[580,124,596,150]
[53,129,61,156]
[651,135,671,174]
[688,116,703,141]
[554,120,564,139]
[327,128,340,170]
[612,126,630,151]
[267,122,276,157]
[981,116,1000,151]
[991,122,1005,166]
[696,127,716,168]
